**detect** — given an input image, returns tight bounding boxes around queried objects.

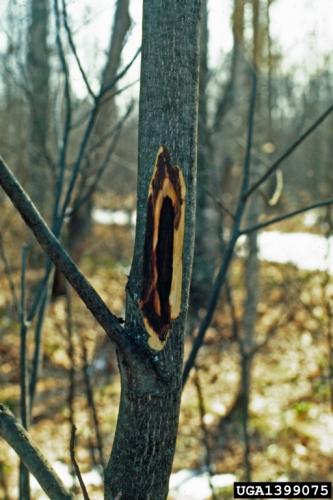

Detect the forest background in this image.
[0,0,332,498]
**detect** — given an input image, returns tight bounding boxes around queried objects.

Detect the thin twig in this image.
[19,245,30,500]
[193,369,217,500]
[240,198,333,234]
[72,102,134,215]
[58,48,141,225]
[66,290,76,459]
[81,341,105,470]
[70,425,91,500]
[53,0,73,225]
[0,157,125,348]
[99,46,141,99]
[29,287,52,411]
[182,66,257,387]
[61,0,96,99]
[321,206,333,412]
[206,190,236,221]
[244,103,333,199]
[27,0,74,413]
[69,79,138,131]
[27,265,53,323]
[19,245,29,430]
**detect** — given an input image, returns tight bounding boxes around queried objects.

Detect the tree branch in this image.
[182,66,258,387]
[70,425,90,500]
[99,46,141,99]
[19,246,30,498]
[0,157,167,378]
[53,0,73,224]
[240,198,333,234]
[61,0,96,100]
[0,405,72,500]
[0,156,126,351]
[71,101,134,215]
[81,339,105,469]
[244,103,333,199]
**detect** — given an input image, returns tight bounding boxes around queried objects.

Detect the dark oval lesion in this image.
[140,146,185,349]
[141,194,175,343]
[156,196,174,326]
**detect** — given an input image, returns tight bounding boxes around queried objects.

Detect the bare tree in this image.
[26,0,50,212]
[53,0,132,296]
[190,0,219,316]
[2,1,333,497]
[67,0,131,262]
[0,1,201,498]
[239,0,261,481]
[104,0,201,495]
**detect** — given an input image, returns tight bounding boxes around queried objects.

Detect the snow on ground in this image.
[93,208,333,274]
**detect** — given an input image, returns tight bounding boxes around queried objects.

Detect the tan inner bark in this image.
[140,146,186,350]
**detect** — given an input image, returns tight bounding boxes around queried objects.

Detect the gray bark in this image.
[190,0,218,312]
[241,196,259,482]
[104,1,201,498]
[26,0,50,211]
[0,0,201,496]
[240,0,260,482]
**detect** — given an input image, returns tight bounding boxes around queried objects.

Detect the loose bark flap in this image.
[140,146,186,350]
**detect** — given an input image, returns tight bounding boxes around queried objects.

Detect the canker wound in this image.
[140,146,186,350]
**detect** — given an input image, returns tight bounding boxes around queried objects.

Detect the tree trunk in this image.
[104,1,201,498]
[53,0,131,297]
[213,0,245,133]
[70,0,131,254]
[26,0,50,213]
[71,0,131,253]
[240,0,261,482]
[190,0,218,313]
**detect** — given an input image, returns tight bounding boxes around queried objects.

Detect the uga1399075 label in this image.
[233,481,331,498]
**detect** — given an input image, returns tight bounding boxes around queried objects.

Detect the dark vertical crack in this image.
[156,196,174,324]
[140,147,185,346]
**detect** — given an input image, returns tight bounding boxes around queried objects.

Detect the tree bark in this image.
[104,1,201,498]
[190,0,218,313]
[26,0,50,212]
[240,0,261,482]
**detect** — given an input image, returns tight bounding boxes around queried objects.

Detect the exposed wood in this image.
[140,146,186,350]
